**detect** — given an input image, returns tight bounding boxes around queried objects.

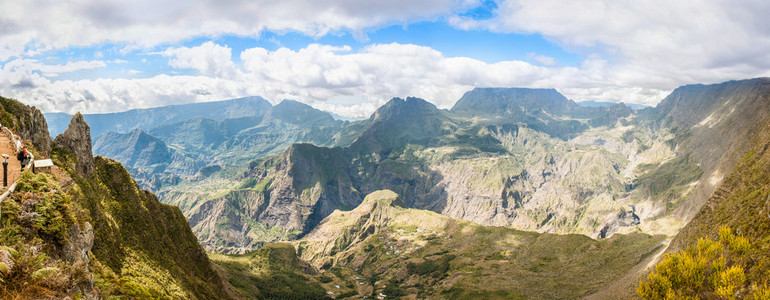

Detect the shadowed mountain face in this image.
[667,121,770,283]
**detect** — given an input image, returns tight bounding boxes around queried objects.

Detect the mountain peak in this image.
[351,97,452,153]
[267,99,337,126]
[53,112,95,176]
[451,87,575,116]
[371,97,440,122]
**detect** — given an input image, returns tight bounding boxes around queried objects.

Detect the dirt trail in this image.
[0,132,23,192]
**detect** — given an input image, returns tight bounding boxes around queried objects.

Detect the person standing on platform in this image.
[17,146,29,168]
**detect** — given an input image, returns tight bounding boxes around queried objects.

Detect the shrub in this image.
[637,226,760,299]
[12,172,75,245]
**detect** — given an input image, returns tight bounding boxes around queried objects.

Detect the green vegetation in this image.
[48,147,234,299]
[0,96,34,134]
[209,243,328,299]
[634,154,703,210]
[638,227,769,299]
[660,123,770,299]
[0,170,91,298]
[296,190,667,299]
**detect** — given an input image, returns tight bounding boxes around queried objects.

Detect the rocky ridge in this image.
[292,189,665,298]
[190,79,770,253]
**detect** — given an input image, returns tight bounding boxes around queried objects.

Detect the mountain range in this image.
[18,77,770,299]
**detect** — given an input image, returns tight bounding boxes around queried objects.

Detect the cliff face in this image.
[0,96,51,155]
[188,143,362,253]
[2,96,239,299]
[69,156,237,299]
[652,78,770,222]
[38,110,238,298]
[54,112,95,176]
[669,121,770,261]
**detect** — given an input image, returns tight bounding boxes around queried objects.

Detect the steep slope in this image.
[293,190,666,299]
[46,96,272,138]
[209,243,328,299]
[187,143,362,253]
[650,78,770,222]
[0,96,51,154]
[0,97,239,299]
[194,92,681,252]
[50,114,239,299]
[628,122,770,299]
[669,120,770,276]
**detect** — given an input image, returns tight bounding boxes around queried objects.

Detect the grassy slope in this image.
[294,190,666,299]
[209,243,328,300]
[668,122,770,284]
[51,148,237,299]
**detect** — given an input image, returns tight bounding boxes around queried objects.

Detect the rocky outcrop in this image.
[0,97,51,155]
[60,222,96,298]
[54,112,95,176]
[18,106,52,156]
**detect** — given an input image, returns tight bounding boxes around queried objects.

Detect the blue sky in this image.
[1,0,770,117]
[40,20,581,82]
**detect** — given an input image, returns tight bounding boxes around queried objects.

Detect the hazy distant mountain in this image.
[46,96,272,138]
[451,87,633,139]
[91,99,362,191]
[577,100,650,110]
[93,129,173,171]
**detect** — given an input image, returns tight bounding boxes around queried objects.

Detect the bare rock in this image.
[62,222,94,265]
[54,112,94,176]
[62,222,96,298]
[13,105,52,156]
[0,249,14,273]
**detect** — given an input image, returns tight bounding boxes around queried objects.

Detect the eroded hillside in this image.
[184,80,770,254]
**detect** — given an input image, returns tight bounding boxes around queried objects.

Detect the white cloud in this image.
[3,0,770,118]
[163,42,239,79]
[526,53,557,66]
[2,59,106,77]
[456,0,770,90]
[0,0,478,60]
[0,42,678,118]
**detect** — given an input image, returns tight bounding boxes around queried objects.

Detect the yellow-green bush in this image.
[637,226,764,299]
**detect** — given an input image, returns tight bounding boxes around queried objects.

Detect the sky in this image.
[2,0,770,119]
